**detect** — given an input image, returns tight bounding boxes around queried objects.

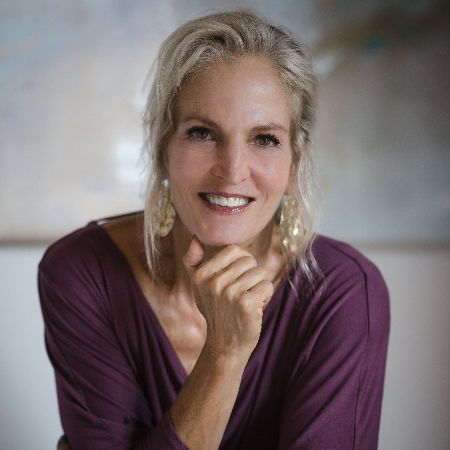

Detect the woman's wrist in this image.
[199,341,251,376]
[169,338,249,450]
[201,336,254,371]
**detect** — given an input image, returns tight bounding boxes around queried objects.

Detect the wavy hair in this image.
[142,9,319,287]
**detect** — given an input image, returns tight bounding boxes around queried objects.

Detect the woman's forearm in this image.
[171,238,270,449]
[169,346,250,450]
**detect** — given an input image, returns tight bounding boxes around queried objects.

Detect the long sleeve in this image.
[38,224,389,450]
[277,244,390,450]
[38,237,188,450]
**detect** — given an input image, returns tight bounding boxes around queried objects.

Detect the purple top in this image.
[38,219,389,449]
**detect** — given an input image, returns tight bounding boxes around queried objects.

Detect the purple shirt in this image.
[38,219,389,449]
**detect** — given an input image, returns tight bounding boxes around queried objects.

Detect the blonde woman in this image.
[40,10,390,450]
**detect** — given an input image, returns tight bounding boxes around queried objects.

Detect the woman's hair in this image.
[142,9,319,286]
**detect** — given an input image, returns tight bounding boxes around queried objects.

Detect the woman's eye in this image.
[186,126,213,140]
[255,134,280,147]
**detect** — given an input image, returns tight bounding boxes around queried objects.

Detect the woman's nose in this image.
[210,140,251,184]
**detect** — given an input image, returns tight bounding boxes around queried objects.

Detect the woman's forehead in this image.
[174,56,291,129]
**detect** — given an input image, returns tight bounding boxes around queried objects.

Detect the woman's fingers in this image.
[183,237,275,354]
[223,267,269,301]
[186,240,274,307]
[210,256,258,297]
[183,236,205,273]
[246,279,274,312]
[193,244,253,285]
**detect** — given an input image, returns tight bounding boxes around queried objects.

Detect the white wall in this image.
[0,245,449,450]
[0,246,60,450]
[364,245,450,450]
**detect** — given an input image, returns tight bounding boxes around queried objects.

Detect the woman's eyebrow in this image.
[182,115,217,128]
[181,115,288,134]
[251,123,288,134]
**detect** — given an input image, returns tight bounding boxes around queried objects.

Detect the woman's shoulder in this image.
[307,234,390,329]
[37,213,146,323]
[311,234,387,289]
[40,211,143,271]
[39,220,107,278]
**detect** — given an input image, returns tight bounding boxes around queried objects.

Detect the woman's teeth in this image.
[206,194,249,207]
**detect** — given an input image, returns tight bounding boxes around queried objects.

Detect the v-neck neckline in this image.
[92,221,189,382]
[90,220,292,384]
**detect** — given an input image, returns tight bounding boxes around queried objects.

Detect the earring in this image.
[154,180,176,237]
[278,195,301,254]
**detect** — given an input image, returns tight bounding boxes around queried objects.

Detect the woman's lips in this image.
[198,192,254,214]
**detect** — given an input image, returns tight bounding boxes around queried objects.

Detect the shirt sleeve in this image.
[277,259,390,450]
[38,253,188,450]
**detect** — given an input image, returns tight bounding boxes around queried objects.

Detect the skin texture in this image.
[166,55,293,250]
[163,56,294,449]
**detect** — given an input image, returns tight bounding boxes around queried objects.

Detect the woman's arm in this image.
[39,235,272,450]
[39,265,187,449]
[170,347,248,450]
[277,254,390,449]
[170,237,273,449]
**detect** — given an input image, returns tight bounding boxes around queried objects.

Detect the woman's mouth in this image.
[198,193,254,213]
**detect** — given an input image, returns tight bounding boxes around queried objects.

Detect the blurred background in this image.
[1,0,449,448]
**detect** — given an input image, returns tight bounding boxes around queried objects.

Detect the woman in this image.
[40,10,390,450]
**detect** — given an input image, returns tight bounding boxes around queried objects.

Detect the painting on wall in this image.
[1,0,448,245]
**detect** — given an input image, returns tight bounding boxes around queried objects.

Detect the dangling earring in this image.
[278,194,301,254]
[154,180,176,237]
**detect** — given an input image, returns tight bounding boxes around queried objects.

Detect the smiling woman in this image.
[166,56,293,250]
[38,9,389,450]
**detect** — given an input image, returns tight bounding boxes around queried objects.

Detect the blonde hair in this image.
[142,9,319,286]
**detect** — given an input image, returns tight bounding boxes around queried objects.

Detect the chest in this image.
[161,308,206,376]
[140,280,207,377]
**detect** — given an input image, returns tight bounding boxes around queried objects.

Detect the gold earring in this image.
[154,180,176,237]
[278,195,301,254]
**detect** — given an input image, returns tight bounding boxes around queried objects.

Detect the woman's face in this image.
[166,55,294,248]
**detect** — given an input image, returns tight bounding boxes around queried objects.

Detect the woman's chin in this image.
[199,236,240,248]
[193,224,272,250]
[195,232,247,248]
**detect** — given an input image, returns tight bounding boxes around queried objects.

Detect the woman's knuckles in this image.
[223,283,239,302]
[260,280,274,295]
[238,291,259,310]
[192,267,209,286]
[246,266,267,281]
[250,278,272,292]
[238,255,258,270]
[225,244,249,259]
[210,279,222,298]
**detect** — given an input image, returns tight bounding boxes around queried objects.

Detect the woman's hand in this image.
[183,236,274,358]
